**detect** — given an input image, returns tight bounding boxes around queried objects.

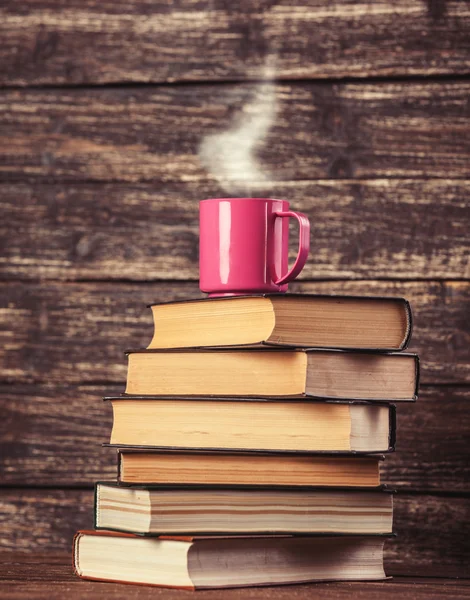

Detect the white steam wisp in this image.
[198,58,277,193]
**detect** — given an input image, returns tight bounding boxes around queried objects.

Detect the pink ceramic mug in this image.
[199,198,310,297]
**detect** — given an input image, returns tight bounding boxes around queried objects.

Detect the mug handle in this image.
[273,211,310,285]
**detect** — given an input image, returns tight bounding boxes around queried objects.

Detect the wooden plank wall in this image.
[0,0,469,577]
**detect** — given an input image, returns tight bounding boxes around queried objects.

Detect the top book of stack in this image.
[147,294,412,351]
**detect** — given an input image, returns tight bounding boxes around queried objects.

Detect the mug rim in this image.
[200,197,288,202]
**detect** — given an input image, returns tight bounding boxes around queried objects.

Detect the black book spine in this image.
[389,404,397,451]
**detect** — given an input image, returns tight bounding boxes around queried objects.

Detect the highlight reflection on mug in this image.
[218,202,231,285]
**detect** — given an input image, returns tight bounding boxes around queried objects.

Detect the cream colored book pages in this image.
[350,405,391,451]
[307,351,416,399]
[75,534,193,587]
[111,400,352,451]
[270,296,408,349]
[96,486,393,535]
[126,351,308,396]
[149,297,274,348]
[119,452,381,487]
[188,537,386,588]
[96,486,152,533]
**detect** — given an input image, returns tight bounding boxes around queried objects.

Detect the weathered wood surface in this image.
[0,83,469,183]
[1,1,469,86]
[0,281,468,385]
[0,385,115,486]
[4,552,469,584]
[1,383,468,491]
[0,560,469,600]
[0,490,468,577]
[0,558,469,600]
[386,387,470,492]
[1,180,469,281]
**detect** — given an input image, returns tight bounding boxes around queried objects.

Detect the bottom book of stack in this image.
[73,530,389,589]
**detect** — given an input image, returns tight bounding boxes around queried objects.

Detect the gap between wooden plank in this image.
[1,278,469,284]
[2,71,470,92]
[1,0,469,87]
[4,176,470,185]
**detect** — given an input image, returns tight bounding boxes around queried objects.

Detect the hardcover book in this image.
[107,397,396,453]
[73,530,388,589]
[94,482,393,535]
[117,450,383,487]
[147,294,412,351]
[125,348,419,401]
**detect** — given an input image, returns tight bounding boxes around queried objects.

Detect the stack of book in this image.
[73,294,418,589]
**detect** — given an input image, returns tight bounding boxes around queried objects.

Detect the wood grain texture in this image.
[0,281,468,385]
[1,1,469,85]
[1,180,469,281]
[0,385,115,486]
[1,384,469,491]
[390,494,470,578]
[0,561,469,600]
[0,490,468,577]
[0,82,469,182]
[386,387,470,492]
[0,560,469,600]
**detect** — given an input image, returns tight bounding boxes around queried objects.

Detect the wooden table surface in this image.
[1,554,469,600]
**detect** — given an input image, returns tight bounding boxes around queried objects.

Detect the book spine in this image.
[104,443,394,455]
[413,354,420,399]
[401,299,413,350]
[389,405,397,451]
[93,484,99,529]
[117,450,122,483]
[71,531,82,579]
